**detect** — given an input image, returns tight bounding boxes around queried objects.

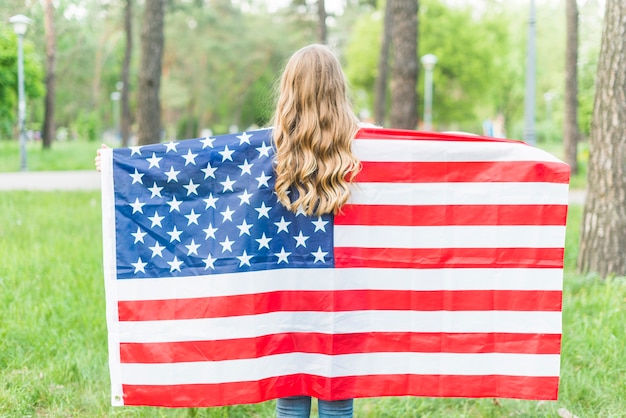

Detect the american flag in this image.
[99,127,569,407]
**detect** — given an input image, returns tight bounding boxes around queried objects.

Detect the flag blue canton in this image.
[112,128,334,279]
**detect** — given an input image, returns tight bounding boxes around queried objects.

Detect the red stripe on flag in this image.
[121,374,559,406]
[334,247,564,269]
[117,290,562,321]
[120,332,562,363]
[355,127,520,143]
[335,204,568,226]
[357,161,570,184]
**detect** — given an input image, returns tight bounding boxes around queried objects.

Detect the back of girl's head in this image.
[272,44,360,216]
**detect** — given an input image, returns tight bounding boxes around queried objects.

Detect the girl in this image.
[271,44,360,418]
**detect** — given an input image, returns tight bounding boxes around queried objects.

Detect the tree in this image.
[0,27,44,140]
[317,0,327,44]
[374,0,392,126]
[563,0,579,174]
[137,0,165,145]
[389,0,418,129]
[41,0,56,149]
[578,0,626,278]
[120,0,133,147]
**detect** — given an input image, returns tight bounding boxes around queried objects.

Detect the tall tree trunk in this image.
[578,0,626,278]
[42,0,56,148]
[121,0,133,147]
[137,0,165,145]
[389,0,418,129]
[564,0,579,175]
[374,0,392,126]
[317,0,327,44]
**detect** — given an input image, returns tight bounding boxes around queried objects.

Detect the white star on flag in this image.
[294,231,309,248]
[255,233,272,249]
[131,227,147,243]
[183,179,200,196]
[275,247,291,264]
[204,193,219,209]
[148,182,163,198]
[164,141,178,152]
[237,250,253,267]
[167,196,182,212]
[238,159,253,175]
[131,257,147,273]
[148,241,166,258]
[184,209,201,225]
[129,198,145,214]
[311,246,328,263]
[185,239,201,256]
[200,136,215,149]
[147,152,162,169]
[255,202,271,219]
[275,216,291,233]
[129,169,144,184]
[237,132,252,145]
[202,163,217,179]
[167,226,183,242]
[148,211,165,228]
[183,149,198,165]
[167,256,183,272]
[165,166,180,182]
[219,145,235,162]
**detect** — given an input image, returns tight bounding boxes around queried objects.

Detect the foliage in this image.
[0,191,624,416]
[0,27,45,140]
[344,0,523,133]
[0,0,604,144]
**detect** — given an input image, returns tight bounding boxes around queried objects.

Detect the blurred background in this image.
[0,0,603,147]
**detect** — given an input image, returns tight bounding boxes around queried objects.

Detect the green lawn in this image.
[0,140,104,172]
[0,192,624,417]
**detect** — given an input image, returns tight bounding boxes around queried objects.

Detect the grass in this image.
[0,140,104,172]
[1,191,625,417]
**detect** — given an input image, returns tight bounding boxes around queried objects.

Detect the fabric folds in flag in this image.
[100,127,570,407]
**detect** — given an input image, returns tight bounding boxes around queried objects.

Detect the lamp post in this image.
[9,14,32,171]
[523,0,536,146]
[421,53,437,131]
[110,91,121,141]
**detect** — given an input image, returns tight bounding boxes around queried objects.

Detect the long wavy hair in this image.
[272,44,360,216]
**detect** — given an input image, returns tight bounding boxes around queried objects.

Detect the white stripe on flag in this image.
[349,182,569,205]
[114,268,563,301]
[353,139,564,163]
[117,310,562,343]
[120,352,562,385]
[334,225,566,248]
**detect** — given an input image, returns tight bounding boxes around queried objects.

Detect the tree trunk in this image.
[578,0,626,278]
[389,0,418,129]
[42,0,56,149]
[374,0,393,126]
[137,0,165,145]
[564,0,579,175]
[121,0,133,147]
[317,0,327,44]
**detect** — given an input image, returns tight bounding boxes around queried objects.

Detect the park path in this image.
[0,170,587,205]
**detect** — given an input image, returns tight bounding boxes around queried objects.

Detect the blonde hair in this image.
[272,44,360,216]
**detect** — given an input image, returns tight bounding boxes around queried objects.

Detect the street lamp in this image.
[9,14,33,171]
[421,53,437,131]
[110,91,121,141]
[523,0,536,146]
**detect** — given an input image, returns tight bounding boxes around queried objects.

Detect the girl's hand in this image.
[95,144,109,172]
